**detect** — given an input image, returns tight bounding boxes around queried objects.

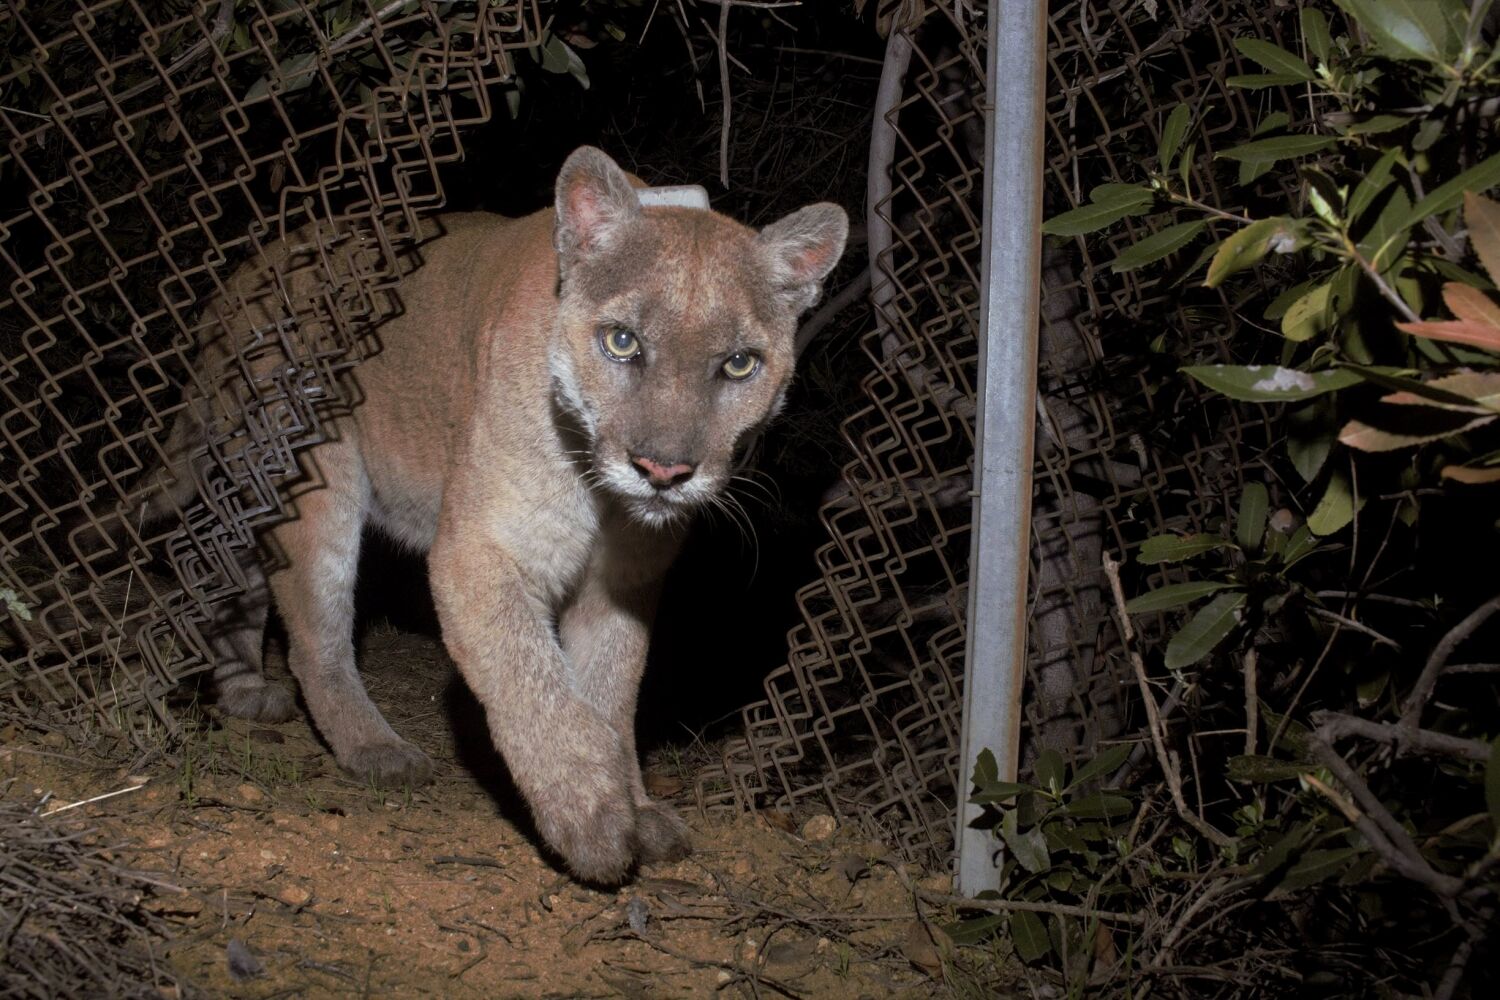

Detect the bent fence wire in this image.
[1,0,536,733]
[2,0,1287,871]
[697,0,1283,866]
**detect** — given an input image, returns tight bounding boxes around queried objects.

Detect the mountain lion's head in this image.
[548,146,847,527]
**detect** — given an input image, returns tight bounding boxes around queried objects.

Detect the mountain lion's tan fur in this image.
[154,148,846,883]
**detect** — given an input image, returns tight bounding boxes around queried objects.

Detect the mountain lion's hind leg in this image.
[210,549,294,723]
[268,446,433,787]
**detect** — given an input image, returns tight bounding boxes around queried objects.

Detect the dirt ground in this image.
[2,626,1013,998]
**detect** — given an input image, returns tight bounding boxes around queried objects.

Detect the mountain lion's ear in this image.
[757,203,849,313]
[554,147,641,262]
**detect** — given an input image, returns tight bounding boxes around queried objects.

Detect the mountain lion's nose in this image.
[630,454,696,490]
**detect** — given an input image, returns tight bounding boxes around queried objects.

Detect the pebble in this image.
[236,783,264,804]
[800,814,837,841]
[279,885,313,907]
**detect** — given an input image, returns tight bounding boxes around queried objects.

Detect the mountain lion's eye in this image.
[721,351,760,380]
[600,328,641,361]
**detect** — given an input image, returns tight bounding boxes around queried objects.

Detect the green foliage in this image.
[971,1,1500,993]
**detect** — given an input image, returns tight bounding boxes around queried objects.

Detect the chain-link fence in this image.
[3,0,1294,873]
[1,0,536,734]
[698,0,1286,866]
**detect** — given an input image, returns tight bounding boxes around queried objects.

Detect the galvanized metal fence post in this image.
[955,0,1048,895]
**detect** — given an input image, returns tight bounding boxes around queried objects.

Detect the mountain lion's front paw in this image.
[636,800,692,864]
[339,739,434,788]
[535,783,638,885]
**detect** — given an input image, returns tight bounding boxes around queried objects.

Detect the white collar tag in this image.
[637,185,711,210]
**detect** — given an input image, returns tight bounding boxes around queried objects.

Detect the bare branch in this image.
[1400,593,1500,739]
[1306,737,1464,898]
[1313,711,1493,763]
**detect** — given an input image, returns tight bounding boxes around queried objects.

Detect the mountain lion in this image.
[153,147,847,883]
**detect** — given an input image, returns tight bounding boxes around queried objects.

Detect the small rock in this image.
[800,814,837,842]
[715,970,733,984]
[279,885,313,908]
[39,731,66,749]
[259,849,277,862]
[236,783,264,804]
[225,938,263,981]
[729,855,753,877]
[900,920,953,977]
[625,897,650,934]
[762,937,819,970]
[737,937,759,965]
[918,873,953,894]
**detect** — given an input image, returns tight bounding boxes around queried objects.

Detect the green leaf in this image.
[1034,749,1066,794]
[1254,112,1293,138]
[539,33,590,88]
[1347,148,1402,223]
[1204,217,1303,287]
[1215,135,1337,163]
[1281,282,1333,342]
[1158,104,1191,171]
[1110,220,1207,272]
[1264,279,1316,321]
[1237,482,1269,550]
[1001,811,1051,875]
[1301,8,1332,63]
[1062,793,1135,820]
[1307,470,1365,536]
[974,747,999,787]
[1270,847,1364,895]
[1281,525,1321,568]
[1164,592,1247,669]
[1339,364,1484,408]
[1344,114,1410,136]
[1358,186,1413,273]
[1287,399,1338,482]
[245,51,319,101]
[1138,533,1228,564]
[1404,150,1500,228]
[1227,755,1309,783]
[972,781,1035,805]
[1227,73,1316,89]
[945,914,1005,946]
[1069,745,1133,788]
[1235,38,1315,79]
[1009,910,1051,963]
[1183,365,1361,402]
[1334,0,1460,64]
[1042,187,1155,236]
[1125,580,1232,612]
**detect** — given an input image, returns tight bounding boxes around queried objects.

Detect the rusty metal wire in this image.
[0,0,1295,877]
[698,0,1287,865]
[1,0,536,736]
